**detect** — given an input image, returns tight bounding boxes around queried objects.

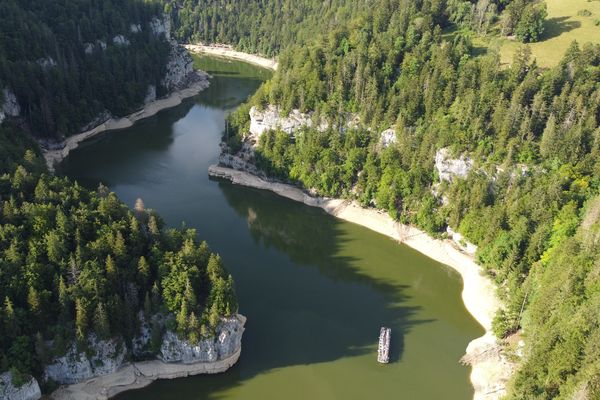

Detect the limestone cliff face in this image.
[44,335,127,384]
[249,105,359,138]
[0,88,21,124]
[0,372,41,400]
[159,314,246,364]
[42,314,245,386]
[435,147,473,182]
[162,44,195,92]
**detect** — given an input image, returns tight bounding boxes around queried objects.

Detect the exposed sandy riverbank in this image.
[42,72,210,172]
[208,165,511,399]
[51,348,241,400]
[185,44,278,71]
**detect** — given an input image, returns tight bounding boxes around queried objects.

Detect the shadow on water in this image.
[116,180,433,400]
[62,55,475,399]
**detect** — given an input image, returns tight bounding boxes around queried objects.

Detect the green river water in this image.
[59,55,484,400]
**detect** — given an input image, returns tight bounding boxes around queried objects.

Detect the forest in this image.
[0,122,237,385]
[0,0,171,138]
[0,0,237,388]
[165,0,600,398]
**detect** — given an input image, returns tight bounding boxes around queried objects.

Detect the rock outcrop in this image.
[162,40,195,92]
[159,315,245,364]
[0,88,20,124]
[44,336,127,384]
[150,16,171,40]
[0,372,41,400]
[435,147,473,182]
[249,105,359,138]
[379,128,396,148]
[447,226,477,255]
[112,35,130,46]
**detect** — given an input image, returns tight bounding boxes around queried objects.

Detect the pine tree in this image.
[188,312,200,343]
[105,254,118,285]
[176,300,189,336]
[137,256,150,286]
[75,298,88,342]
[93,302,111,339]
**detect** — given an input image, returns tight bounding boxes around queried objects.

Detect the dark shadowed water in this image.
[60,55,483,400]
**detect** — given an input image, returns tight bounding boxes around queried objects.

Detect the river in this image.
[59,55,483,400]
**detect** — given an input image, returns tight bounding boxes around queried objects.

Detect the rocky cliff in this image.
[435,147,474,182]
[0,88,21,124]
[0,372,41,400]
[162,44,196,92]
[159,315,245,364]
[44,336,127,385]
[42,314,245,389]
[249,105,359,138]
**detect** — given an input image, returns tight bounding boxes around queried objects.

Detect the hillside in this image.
[166,0,600,398]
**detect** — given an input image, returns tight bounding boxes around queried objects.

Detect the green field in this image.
[474,0,600,67]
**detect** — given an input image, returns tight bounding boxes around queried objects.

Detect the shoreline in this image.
[184,44,278,71]
[51,348,241,400]
[208,165,510,399]
[42,71,210,172]
[51,314,246,400]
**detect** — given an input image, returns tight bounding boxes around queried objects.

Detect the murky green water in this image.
[60,55,483,400]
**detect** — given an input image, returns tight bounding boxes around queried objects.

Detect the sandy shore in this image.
[208,165,509,399]
[51,349,241,400]
[42,72,210,172]
[185,44,278,71]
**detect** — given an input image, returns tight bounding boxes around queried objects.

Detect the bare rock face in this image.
[144,85,157,104]
[162,44,195,92]
[379,128,396,148]
[112,35,130,46]
[150,16,171,40]
[0,88,20,124]
[159,314,246,364]
[435,148,473,182]
[0,372,41,400]
[249,105,359,138]
[130,23,142,33]
[44,336,127,384]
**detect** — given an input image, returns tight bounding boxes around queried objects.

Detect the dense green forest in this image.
[0,0,237,385]
[165,0,546,56]
[0,0,171,138]
[165,0,599,398]
[0,122,237,383]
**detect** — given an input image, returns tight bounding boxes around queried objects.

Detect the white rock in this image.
[112,35,130,46]
[159,314,245,364]
[249,105,359,138]
[446,226,477,255]
[36,57,57,69]
[161,45,194,91]
[0,372,41,400]
[380,128,396,148]
[144,85,157,104]
[435,147,473,182]
[83,42,94,55]
[130,23,142,33]
[44,335,126,384]
[97,40,107,51]
[150,16,171,40]
[0,89,20,124]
